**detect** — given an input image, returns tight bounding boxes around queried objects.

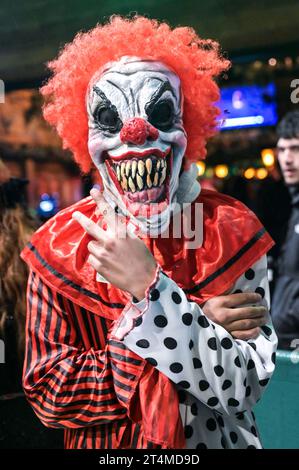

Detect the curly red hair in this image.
[41,15,230,173]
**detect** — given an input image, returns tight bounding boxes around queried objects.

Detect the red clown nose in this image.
[120,117,159,145]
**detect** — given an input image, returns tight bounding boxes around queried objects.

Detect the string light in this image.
[244,168,255,179]
[268,57,277,67]
[205,167,214,178]
[261,148,275,167]
[214,164,229,178]
[256,168,268,179]
[196,161,206,176]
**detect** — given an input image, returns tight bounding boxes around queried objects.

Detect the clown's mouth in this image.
[105,148,172,211]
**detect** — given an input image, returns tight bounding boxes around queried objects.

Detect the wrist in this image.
[130,261,158,301]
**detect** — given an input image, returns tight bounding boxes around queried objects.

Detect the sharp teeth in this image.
[128,177,136,193]
[132,160,137,178]
[161,159,165,168]
[136,174,144,190]
[146,174,152,188]
[153,171,159,187]
[126,161,131,177]
[138,160,145,176]
[146,158,152,175]
[121,162,126,177]
[121,176,128,191]
[160,167,166,185]
[116,165,121,180]
[156,160,161,170]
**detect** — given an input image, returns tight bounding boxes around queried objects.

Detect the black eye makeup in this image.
[92,86,123,133]
[146,99,175,131]
[145,80,177,131]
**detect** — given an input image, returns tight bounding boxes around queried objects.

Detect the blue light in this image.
[37,193,58,218]
[218,83,278,130]
[39,200,54,212]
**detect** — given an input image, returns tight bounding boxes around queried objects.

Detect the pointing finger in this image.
[72,211,106,243]
[90,188,117,232]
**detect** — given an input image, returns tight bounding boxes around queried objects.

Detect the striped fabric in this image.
[23,270,171,449]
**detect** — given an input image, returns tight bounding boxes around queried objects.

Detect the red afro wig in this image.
[41,15,230,173]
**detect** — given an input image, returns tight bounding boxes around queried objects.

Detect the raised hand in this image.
[72,188,157,301]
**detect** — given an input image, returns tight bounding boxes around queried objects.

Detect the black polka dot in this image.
[262,325,272,337]
[222,380,232,390]
[199,380,210,391]
[221,337,233,349]
[170,362,183,373]
[233,289,243,294]
[164,337,177,349]
[178,390,186,403]
[243,378,247,387]
[196,443,207,449]
[247,359,255,370]
[248,342,257,351]
[150,289,160,301]
[252,411,256,421]
[207,397,219,407]
[230,432,238,444]
[189,339,194,350]
[234,356,241,368]
[245,268,255,280]
[171,292,182,304]
[221,436,227,448]
[217,416,224,427]
[145,357,157,366]
[245,386,251,397]
[207,338,217,350]
[136,339,150,348]
[247,445,256,449]
[214,365,224,377]
[255,286,265,298]
[198,315,210,328]
[212,324,215,329]
[271,352,276,364]
[206,418,217,431]
[259,378,269,387]
[135,316,143,327]
[182,312,193,325]
[251,426,257,437]
[191,403,198,415]
[178,380,190,389]
[193,358,202,369]
[236,412,244,420]
[228,398,240,407]
[184,425,193,439]
[154,315,168,328]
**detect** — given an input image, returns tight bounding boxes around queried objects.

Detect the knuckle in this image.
[243,319,253,330]
[218,309,228,324]
[105,238,116,251]
[87,240,94,250]
[237,331,251,340]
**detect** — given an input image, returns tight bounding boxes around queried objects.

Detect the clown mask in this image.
[86,56,190,235]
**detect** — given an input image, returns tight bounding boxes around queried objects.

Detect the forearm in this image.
[111,258,277,416]
[23,271,146,428]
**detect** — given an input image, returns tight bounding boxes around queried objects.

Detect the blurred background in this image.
[1,0,299,449]
[0,0,298,220]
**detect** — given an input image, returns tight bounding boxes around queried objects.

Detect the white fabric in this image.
[111,255,277,449]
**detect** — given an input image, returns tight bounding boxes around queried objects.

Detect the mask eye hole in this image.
[95,105,122,133]
[147,100,174,131]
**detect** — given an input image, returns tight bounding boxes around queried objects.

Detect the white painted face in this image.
[87,57,187,234]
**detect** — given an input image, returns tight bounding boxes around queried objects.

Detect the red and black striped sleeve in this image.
[23,270,146,429]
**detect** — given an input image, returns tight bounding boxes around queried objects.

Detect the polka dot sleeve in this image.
[110,255,277,416]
